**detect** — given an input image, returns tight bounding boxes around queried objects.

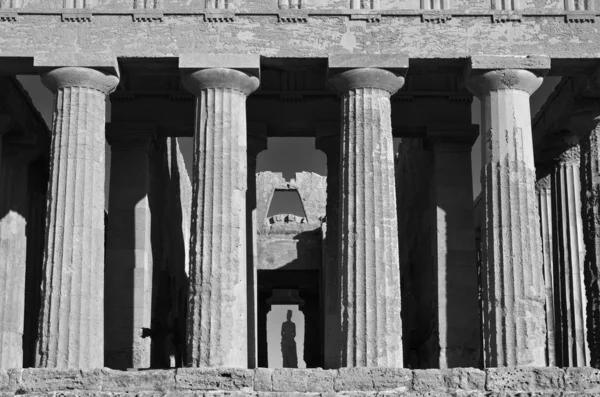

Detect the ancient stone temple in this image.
[2,0,600,395]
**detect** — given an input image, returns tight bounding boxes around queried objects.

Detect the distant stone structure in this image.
[0,0,600,394]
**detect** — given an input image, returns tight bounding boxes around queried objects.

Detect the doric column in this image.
[328,55,407,367]
[551,143,590,367]
[465,55,549,367]
[105,123,155,370]
[247,123,267,369]
[0,143,36,368]
[34,56,119,368]
[580,115,600,368]
[426,125,481,368]
[315,123,340,369]
[536,174,557,366]
[180,54,260,367]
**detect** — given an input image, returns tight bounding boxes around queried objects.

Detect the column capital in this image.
[556,144,580,166]
[35,52,120,94]
[106,122,156,152]
[426,124,479,152]
[465,55,550,97]
[180,53,260,96]
[327,54,408,95]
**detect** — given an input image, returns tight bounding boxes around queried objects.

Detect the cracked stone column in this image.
[34,56,119,368]
[465,55,549,367]
[551,143,590,367]
[180,54,260,367]
[316,123,341,369]
[0,143,37,369]
[105,123,155,370]
[536,174,557,366]
[328,55,407,367]
[427,125,481,368]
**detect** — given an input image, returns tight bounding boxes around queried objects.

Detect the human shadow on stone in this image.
[281,310,298,368]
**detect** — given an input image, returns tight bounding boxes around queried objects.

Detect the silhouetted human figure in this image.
[281,310,298,368]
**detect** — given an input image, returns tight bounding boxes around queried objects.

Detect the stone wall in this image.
[1,367,600,396]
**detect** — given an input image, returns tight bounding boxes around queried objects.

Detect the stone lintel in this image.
[328,54,409,75]
[179,53,260,77]
[34,52,119,77]
[106,122,156,151]
[426,124,479,151]
[467,55,551,73]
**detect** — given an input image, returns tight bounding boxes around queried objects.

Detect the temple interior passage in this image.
[0,52,598,380]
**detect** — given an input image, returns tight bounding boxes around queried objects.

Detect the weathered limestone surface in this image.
[256,171,326,271]
[35,66,119,368]
[1,367,600,396]
[0,12,600,61]
[182,66,259,367]
[551,144,590,367]
[427,126,481,368]
[0,147,30,369]
[105,124,155,370]
[580,120,600,369]
[329,65,405,367]
[536,175,556,367]
[466,56,549,367]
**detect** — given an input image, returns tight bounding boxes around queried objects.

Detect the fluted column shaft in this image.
[466,68,546,367]
[329,68,404,367]
[579,121,600,368]
[35,67,118,368]
[551,145,590,366]
[0,147,30,368]
[536,175,556,366]
[182,68,259,367]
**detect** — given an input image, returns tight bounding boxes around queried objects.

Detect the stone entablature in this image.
[1,367,600,395]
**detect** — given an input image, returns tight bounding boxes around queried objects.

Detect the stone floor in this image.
[1,367,599,396]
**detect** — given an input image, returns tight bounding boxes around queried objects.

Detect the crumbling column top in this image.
[328,68,405,95]
[327,54,408,95]
[465,55,550,97]
[40,67,120,94]
[181,68,260,96]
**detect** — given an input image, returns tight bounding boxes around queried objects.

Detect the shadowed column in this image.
[551,142,590,367]
[35,58,119,368]
[0,143,39,368]
[247,123,267,369]
[316,124,340,369]
[581,115,600,368]
[536,174,557,366]
[105,123,155,369]
[465,55,548,367]
[328,55,406,367]
[180,54,260,367]
[427,126,481,368]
